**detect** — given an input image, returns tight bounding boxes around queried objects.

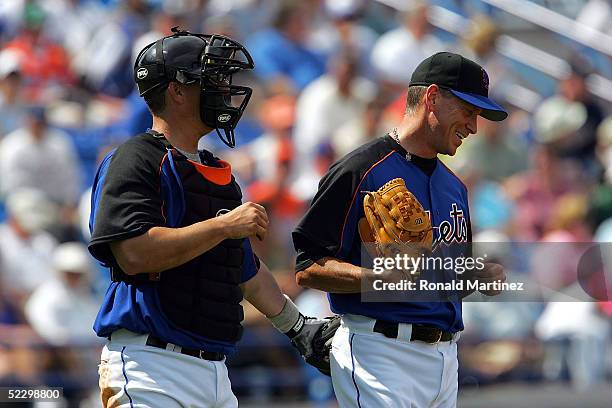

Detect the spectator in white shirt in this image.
[290,51,376,200]
[0,106,81,206]
[24,242,100,346]
[370,1,447,87]
[0,189,58,305]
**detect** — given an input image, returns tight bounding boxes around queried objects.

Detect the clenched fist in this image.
[474,262,506,296]
[218,202,269,241]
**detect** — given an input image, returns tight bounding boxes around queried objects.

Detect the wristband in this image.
[268,294,302,336]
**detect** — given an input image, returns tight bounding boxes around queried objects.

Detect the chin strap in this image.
[215,127,236,148]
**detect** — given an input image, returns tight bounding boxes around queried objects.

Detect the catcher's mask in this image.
[134,27,254,148]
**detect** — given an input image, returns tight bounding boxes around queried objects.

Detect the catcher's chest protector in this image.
[156,150,245,343]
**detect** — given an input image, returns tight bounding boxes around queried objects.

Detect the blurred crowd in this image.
[0,0,611,405]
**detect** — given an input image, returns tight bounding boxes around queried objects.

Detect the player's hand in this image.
[288,315,339,376]
[474,262,506,296]
[218,202,268,241]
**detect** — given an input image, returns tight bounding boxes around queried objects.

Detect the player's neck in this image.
[395,119,437,159]
[151,116,211,153]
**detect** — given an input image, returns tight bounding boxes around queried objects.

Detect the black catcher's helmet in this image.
[134,27,254,148]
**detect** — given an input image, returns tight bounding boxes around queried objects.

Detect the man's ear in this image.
[167,82,184,104]
[424,84,442,112]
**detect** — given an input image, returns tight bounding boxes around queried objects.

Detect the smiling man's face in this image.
[428,88,481,156]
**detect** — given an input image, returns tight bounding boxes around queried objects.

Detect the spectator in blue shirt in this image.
[248,0,326,93]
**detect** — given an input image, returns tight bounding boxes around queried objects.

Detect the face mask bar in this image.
[199,34,255,148]
[202,35,254,76]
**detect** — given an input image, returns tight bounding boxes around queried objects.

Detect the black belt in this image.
[373,320,454,343]
[145,335,225,361]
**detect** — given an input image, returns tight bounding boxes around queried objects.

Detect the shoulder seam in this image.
[157,152,169,225]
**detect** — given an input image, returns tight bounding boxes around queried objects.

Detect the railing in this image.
[374,0,612,107]
[479,0,612,57]
[427,4,612,107]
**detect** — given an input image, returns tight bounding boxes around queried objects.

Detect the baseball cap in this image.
[409,52,508,121]
[53,242,93,276]
[533,96,586,144]
[0,50,21,79]
[5,189,58,233]
[325,0,364,19]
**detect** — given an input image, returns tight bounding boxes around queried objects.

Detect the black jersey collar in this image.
[386,134,438,176]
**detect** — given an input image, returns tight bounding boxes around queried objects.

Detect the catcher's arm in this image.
[240,260,286,317]
[110,202,267,275]
[244,261,338,376]
[110,223,230,275]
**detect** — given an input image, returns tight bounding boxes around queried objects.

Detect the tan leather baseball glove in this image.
[358,178,433,277]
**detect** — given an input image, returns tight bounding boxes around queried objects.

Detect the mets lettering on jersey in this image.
[434,203,468,247]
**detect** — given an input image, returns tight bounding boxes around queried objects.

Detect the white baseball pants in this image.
[330,314,459,408]
[98,329,237,408]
